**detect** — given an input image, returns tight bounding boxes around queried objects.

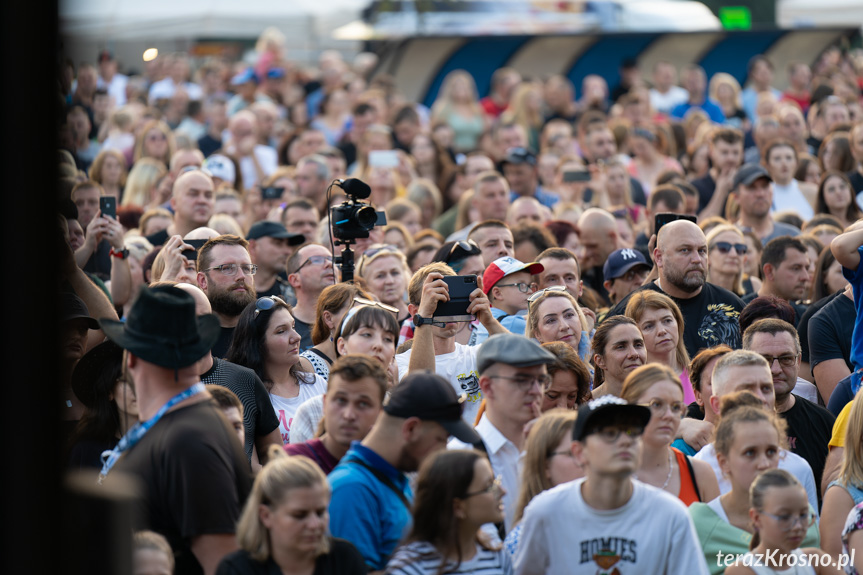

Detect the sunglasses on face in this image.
[710,241,748,255]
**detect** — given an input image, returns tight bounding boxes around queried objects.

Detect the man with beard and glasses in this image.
[197,234,257,358]
[605,219,745,358]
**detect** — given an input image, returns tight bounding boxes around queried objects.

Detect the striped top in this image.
[386,541,513,575]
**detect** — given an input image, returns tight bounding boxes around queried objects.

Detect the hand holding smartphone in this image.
[99,197,117,220]
[433,275,478,322]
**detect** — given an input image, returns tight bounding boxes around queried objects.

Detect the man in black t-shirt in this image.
[173,282,281,466]
[743,319,835,500]
[798,289,845,382]
[100,285,252,575]
[809,284,856,403]
[605,220,744,358]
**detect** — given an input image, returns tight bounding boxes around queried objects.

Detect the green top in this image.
[689,500,820,575]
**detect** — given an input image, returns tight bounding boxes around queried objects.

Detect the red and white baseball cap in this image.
[482,257,544,294]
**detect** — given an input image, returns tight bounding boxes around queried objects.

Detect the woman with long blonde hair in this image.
[133,119,175,166]
[505,409,582,557]
[501,82,544,153]
[430,70,487,154]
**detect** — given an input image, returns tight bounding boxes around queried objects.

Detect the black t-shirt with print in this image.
[606,281,745,358]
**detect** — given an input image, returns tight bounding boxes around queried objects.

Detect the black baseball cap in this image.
[246,221,305,245]
[732,163,772,189]
[384,372,481,444]
[572,395,651,441]
[501,147,537,167]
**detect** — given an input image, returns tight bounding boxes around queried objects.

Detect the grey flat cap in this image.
[477,333,557,374]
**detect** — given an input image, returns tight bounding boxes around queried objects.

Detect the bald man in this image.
[576,208,622,303]
[145,170,215,247]
[170,282,281,471]
[506,196,547,228]
[605,219,745,357]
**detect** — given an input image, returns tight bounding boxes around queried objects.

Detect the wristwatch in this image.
[413,314,434,327]
[109,247,129,259]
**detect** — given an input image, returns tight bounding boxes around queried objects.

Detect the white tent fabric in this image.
[60,0,362,40]
[778,0,863,29]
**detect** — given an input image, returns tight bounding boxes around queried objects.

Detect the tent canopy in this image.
[60,0,361,40]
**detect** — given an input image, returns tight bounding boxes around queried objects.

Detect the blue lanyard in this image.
[98,382,206,484]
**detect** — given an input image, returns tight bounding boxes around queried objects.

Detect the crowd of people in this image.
[57,27,863,575]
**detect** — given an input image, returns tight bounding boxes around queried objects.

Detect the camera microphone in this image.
[337,178,372,200]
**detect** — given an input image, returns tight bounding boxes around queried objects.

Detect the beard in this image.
[663,264,706,293]
[209,282,256,317]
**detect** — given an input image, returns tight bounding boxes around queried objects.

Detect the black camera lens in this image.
[355,206,378,229]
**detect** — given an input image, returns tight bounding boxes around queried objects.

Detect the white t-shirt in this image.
[694,442,818,513]
[396,342,481,424]
[289,394,324,445]
[238,144,278,189]
[268,374,327,444]
[650,86,689,115]
[772,180,814,221]
[514,478,709,575]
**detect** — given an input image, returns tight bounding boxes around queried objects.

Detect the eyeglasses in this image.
[447,239,479,260]
[527,285,567,307]
[463,475,503,498]
[760,353,799,368]
[496,282,536,294]
[488,373,551,390]
[296,255,334,272]
[549,450,574,459]
[639,399,686,419]
[759,510,815,531]
[351,297,399,314]
[711,241,748,255]
[590,425,644,443]
[204,263,258,276]
[254,296,287,319]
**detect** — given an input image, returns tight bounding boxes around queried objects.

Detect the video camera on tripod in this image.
[328,178,386,282]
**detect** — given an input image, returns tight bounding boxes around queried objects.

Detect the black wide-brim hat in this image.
[100,285,221,370]
[71,340,123,408]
